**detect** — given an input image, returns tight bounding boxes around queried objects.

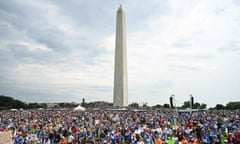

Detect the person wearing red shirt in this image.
[234,129,240,144]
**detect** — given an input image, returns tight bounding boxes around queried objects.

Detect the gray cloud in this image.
[218,41,240,52]
[0,0,111,66]
[150,80,173,89]
[0,0,239,107]
[0,2,67,51]
[173,65,201,72]
[166,54,213,60]
[172,39,192,48]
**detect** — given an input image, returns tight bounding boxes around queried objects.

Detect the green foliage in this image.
[152,104,162,110]
[225,101,240,110]
[0,95,27,109]
[193,102,200,109]
[57,102,78,108]
[0,106,9,110]
[1,95,239,111]
[28,103,40,109]
[215,104,225,110]
[129,102,139,108]
[163,103,170,108]
[27,103,47,109]
[58,103,65,107]
[0,95,47,110]
[40,103,48,108]
[181,101,207,109]
[199,103,207,109]
[82,102,95,108]
[212,102,240,110]
[142,102,148,107]
[182,101,190,108]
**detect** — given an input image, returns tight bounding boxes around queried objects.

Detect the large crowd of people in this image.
[0,108,240,144]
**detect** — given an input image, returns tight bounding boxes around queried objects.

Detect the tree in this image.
[193,102,200,109]
[58,103,65,107]
[83,102,95,108]
[163,103,170,108]
[40,103,48,109]
[181,101,207,109]
[0,95,27,109]
[225,102,240,110]
[152,104,162,110]
[129,102,139,108]
[142,102,148,108]
[199,103,207,109]
[28,103,42,109]
[215,104,225,110]
[182,101,190,108]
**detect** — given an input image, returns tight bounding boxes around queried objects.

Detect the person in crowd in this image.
[201,133,211,144]
[227,133,236,144]
[60,136,67,144]
[67,132,74,144]
[0,108,239,144]
[14,129,24,144]
[235,128,240,143]
[154,134,162,144]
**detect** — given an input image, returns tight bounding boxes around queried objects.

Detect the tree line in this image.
[0,95,239,110]
[127,100,240,110]
[0,95,47,110]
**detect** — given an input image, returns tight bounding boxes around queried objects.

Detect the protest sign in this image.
[0,131,13,144]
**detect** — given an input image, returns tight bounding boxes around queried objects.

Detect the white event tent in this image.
[73,105,86,111]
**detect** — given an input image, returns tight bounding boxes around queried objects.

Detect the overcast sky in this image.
[0,0,240,107]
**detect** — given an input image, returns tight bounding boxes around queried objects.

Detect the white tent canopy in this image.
[73,105,86,111]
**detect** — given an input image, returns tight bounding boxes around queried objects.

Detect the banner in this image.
[0,131,13,144]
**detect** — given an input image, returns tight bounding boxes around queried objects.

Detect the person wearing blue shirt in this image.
[14,130,24,144]
[144,134,154,144]
[209,128,215,142]
[124,129,131,143]
[110,132,116,144]
[201,133,210,144]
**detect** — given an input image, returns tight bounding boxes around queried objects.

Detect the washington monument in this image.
[113,5,128,107]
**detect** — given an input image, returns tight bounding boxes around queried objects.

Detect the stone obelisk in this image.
[113,5,128,107]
